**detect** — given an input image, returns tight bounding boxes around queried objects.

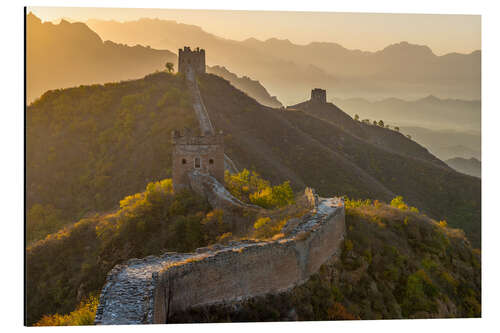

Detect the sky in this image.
[29,7,481,55]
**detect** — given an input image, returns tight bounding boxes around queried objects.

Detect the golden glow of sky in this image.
[28,7,481,55]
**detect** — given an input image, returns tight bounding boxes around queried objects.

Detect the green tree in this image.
[165,62,174,73]
[378,120,384,127]
[354,114,359,121]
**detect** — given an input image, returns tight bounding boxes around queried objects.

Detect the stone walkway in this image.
[94,253,194,325]
[186,67,239,174]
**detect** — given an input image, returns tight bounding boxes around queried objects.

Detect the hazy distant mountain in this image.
[446,157,481,178]
[286,100,447,168]
[333,95,481,132]
[330,96,481,161]
[87,18,480,104]
[207,65,282,108]
[400,126,481,161]
[27,13,176,102]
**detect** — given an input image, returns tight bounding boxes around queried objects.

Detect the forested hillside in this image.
[26,72,196,243]
[27,71,481,248]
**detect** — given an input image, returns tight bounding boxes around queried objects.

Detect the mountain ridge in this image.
[206,65,282,108]
[86,17,481,103]
[26,12,176,103]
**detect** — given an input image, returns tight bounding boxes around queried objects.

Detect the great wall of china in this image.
[94,48,346,325]
[185,66,239,174]
[95,189,345,324]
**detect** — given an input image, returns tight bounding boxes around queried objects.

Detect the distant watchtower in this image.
[172,128,224,191]
[178,46,206,74]
[311,88,327,104]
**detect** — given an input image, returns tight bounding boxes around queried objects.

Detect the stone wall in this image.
[152,196,344,323]
[94,193,345,325]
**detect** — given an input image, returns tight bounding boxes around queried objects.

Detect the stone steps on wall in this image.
[186,66,239,174]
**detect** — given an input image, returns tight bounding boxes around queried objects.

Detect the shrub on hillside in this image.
[339,200,480,319]
[225,169,295,208]
[249,181,294,208]
[253,217,288,239]
[34,295,99,326]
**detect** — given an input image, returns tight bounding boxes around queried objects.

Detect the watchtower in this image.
[311,88,327,104]
[172,128,224,191]
[178,46,206,74]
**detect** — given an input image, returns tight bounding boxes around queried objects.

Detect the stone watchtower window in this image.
[195,157,201,168]
[182,158,187,164]
[209,159,214,165]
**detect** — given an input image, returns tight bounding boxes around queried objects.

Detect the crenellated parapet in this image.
[178,46,206,74]
[311,88,327,103]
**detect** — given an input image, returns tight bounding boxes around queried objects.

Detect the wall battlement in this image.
[178,46,206,74]
[311,88,327,103]
[95,192,345,325]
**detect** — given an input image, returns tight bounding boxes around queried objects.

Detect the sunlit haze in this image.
[29,6,480,55]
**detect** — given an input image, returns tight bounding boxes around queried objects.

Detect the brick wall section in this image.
[152,196,345,324]
[95,193,344,325]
